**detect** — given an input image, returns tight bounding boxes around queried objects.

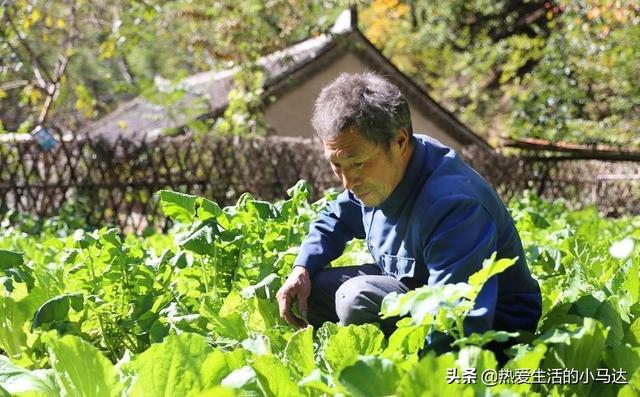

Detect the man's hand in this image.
[276,266,311,329]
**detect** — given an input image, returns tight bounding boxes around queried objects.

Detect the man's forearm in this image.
[294,190,365,277]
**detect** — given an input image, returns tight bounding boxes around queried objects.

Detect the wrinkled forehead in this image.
[322,128,376,161]
[323,146,357,163]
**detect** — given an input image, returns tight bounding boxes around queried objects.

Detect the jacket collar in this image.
[376,136,427,215]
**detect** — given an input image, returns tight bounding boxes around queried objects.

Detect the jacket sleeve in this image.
[421,195,499,336]
[294,190,366,278]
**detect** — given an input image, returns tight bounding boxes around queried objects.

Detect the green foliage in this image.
[3,1,636,147]
[0,1,347,133]
[361,0,640,147]
[124,333,243,396]
[0,183,638,396]
[380,254,517,347]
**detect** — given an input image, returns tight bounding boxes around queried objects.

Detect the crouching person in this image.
[276,72,541,364]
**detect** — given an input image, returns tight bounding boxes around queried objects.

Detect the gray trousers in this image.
[307,264,516,365]
[307,264,411,336]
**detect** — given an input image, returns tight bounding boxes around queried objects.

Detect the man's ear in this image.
[396,127,410,153]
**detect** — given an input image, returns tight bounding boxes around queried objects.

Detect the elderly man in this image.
[276,72,541,359]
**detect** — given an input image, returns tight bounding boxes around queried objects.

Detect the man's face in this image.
[323,127,411,207]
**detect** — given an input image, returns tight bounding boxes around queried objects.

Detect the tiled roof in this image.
[82,8,491,151]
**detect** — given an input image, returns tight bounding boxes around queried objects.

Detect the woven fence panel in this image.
[0,132,338,232]
[463,146,640,216]
[1,132,638,233]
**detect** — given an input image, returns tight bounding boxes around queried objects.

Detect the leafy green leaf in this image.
[31,293,84,330]
[298,369,340,395]
[624,317,640,346]
[177,218,219,256]
[252,354,304,397]
[126,333,235,396]
[455,345,498,372]
[0,297,30,357]
[168,251,190,269]
[452,330,520,348]
[44,333,121,397]
[618,369,640,397]
[237,193,279,220]
[537,318,608,396]
[0,250,34,291]
[622,258,640,303]
[158,190,197,223]
[0,250,23,269]
[384,321,428,356]
[72,229,98,249]
[286,180,310,200]
[99,228,122,248]
[381,282,472,334]
[505,343,548,370]
[569,295,624,347]
[604,344,640,379]
[339,355,401,397]
[396,352,474,397]
[241,333,270,356]
[284,327,315,377]
[197,197,223,220]
[241,273,280,300]
[0,355,60,396]
[467,254,518,298]
[220,366,256,389]
[320,324,385,374]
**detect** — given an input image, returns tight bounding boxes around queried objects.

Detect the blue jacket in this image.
[295,134,541,336]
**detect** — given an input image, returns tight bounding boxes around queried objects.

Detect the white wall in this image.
[264,52,462,150]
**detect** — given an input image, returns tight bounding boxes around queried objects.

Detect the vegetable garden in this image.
[0,181,639,396]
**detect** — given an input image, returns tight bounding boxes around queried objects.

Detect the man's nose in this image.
[340,170,359,191]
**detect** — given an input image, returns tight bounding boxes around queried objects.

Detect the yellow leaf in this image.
[56,19,65,28]
[118,120,128,131]
[0,89,7,100]
[75,98,86,111]
[30,9,41,24]
[45,15,53,27]
[99,40,116,60]
[28,88,42,104]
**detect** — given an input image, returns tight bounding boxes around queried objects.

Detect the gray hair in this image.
[311,72,413,146]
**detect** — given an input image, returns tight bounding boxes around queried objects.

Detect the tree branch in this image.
[0,26,49,90]
[110,6,135,86]
[4,7,55,85]
[0,80,30,91]
[38,0,79,125]
[117,55,136,85]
